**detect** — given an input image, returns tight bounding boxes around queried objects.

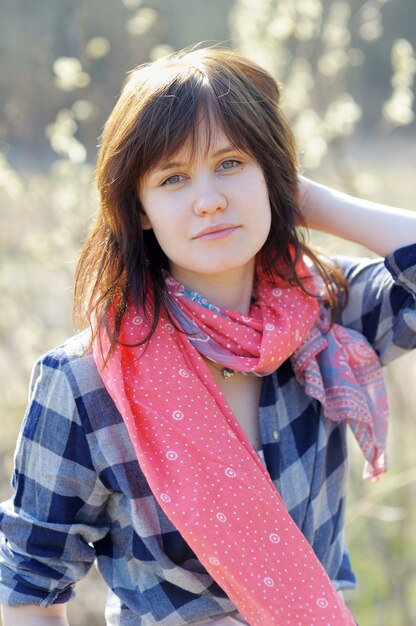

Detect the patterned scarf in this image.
[94,256,387,625]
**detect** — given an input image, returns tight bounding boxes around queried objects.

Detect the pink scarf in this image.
[94,257,387,625]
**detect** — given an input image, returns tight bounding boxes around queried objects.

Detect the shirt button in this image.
[272,430,280,441]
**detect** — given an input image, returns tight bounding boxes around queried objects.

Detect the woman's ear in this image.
[136,186,152,230]
[140,211,153,230]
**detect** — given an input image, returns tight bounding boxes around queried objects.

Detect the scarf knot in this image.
[166,267,388,480]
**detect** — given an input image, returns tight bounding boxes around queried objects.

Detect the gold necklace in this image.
[207,359,236,380]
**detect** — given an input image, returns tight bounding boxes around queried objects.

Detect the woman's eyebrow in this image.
[156,145,239,172]
[211,145,237,157]
[156,160,184,172]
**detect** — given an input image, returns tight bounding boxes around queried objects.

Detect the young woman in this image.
[1,47,415,626]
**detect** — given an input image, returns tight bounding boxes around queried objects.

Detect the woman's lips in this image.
[193,224,240,241]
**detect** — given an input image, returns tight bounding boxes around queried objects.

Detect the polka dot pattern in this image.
[165,263,318,376]
[93,257,366,626]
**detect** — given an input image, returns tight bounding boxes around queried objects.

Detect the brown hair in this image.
[74,46,346,352]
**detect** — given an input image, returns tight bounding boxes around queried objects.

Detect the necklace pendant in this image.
[222,367,235,380]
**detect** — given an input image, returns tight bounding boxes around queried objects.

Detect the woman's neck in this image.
[170,262,256,314]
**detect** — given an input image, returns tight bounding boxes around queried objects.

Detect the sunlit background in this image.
[1,1,415,624]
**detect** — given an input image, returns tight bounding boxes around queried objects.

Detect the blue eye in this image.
[162,174,183,186]
[220,159,240,170]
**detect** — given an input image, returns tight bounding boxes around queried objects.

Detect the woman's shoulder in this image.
[28,329,123,437]
[33,328,105,399]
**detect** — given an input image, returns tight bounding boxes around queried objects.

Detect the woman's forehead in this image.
[170,124,229,159]
[152,122,247,171]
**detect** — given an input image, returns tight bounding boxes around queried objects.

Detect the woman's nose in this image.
[193,176,227,216]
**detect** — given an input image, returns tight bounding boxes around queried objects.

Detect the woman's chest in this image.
[203,361,263,451]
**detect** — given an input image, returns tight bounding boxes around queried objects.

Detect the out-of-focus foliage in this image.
[383,38,416,126]
[0,0,234,168]
[0,1,415,625]
[231,0,415,174]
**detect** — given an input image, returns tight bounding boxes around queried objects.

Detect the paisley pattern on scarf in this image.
[165,268,388,481]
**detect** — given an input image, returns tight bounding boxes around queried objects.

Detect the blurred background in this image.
[0,0,415,624]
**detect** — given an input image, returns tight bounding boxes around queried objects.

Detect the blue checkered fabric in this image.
[1,245,415,625]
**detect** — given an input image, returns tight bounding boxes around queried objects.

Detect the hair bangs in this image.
[133,61,268,181]
[134,75,216,178]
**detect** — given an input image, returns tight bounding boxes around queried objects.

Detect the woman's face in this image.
[137,124,272,292]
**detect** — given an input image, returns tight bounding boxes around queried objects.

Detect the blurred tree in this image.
[0,0,233,168]
[230,0,415,178]
[1,0,414,171]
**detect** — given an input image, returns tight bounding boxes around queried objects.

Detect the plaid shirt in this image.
[1,245,415,626]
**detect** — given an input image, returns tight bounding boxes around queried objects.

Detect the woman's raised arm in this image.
[298,176,416,257]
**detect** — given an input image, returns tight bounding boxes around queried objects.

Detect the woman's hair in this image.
[74,46,346,352]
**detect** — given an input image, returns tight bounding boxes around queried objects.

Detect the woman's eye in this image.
[162,174,183,186]
[220,159,240,171]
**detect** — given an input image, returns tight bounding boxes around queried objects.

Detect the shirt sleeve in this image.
[0,351,111,607]
[335,243,416,365]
